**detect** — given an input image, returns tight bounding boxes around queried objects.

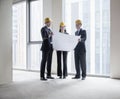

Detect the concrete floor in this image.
[0,70,120,99]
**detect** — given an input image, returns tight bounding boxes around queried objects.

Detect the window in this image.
[12,1,27,69]
[28,0,43,70]
[30,0,43,42]
[63,0,110,76]
[29,44,42,70]
[12,0,43,70]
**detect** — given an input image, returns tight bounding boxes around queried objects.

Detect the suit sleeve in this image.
[41,28,49,40]
[81,30,87,43]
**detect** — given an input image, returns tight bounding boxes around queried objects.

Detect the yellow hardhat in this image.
[60,22,66,27]
[44,17,52,24]
[75,19,82,25]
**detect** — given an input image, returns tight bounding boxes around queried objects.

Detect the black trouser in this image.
[74,51,86,78]
[57,51,68,77]
[40,46,53,78]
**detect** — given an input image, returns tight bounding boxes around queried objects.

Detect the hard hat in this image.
[60,22,66,27]
[75,19,82,25]
[45,17,52,24]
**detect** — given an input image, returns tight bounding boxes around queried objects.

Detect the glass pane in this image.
[64,0,110,76]
[29,44,42,70]
[12,2,26,69]
[30,0,43,41]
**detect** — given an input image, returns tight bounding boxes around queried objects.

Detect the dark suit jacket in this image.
[40,26,52,51]
[74,28,87,54]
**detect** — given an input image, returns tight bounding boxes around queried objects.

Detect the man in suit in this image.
[72,19,87,80]
[40,17,54,81]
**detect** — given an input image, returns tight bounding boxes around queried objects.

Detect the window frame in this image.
[28,0,43,43]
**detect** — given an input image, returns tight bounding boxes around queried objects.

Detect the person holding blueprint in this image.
[40,17,54,81]
[72,19,87,80]
[56,22,68,79]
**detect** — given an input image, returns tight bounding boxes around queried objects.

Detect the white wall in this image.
[52,0,62,32]
[51,0,62,73]
[110,0,120,78]
[43,0,62,30]
[0,0,12,84]
[43,0,52,19]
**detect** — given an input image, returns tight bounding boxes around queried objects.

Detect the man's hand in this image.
[51,32,54,35]
[49,32,53,37]
[78,35,81,42]
[78,38,81,42]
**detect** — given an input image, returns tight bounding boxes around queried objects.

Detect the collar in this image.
[45,25,50,29]
[77,28,82,32]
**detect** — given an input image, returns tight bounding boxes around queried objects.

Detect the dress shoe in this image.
[72,76,80,79]
[82,77,86,80]
[63,76,66,79]
[47,76,54,79]
[40,77,47,81]
[59,76,62,79]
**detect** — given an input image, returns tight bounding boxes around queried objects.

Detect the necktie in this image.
[77,30,79,36]
[48,28,52,43]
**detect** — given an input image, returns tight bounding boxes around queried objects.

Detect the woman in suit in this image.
[57,22,68,79]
